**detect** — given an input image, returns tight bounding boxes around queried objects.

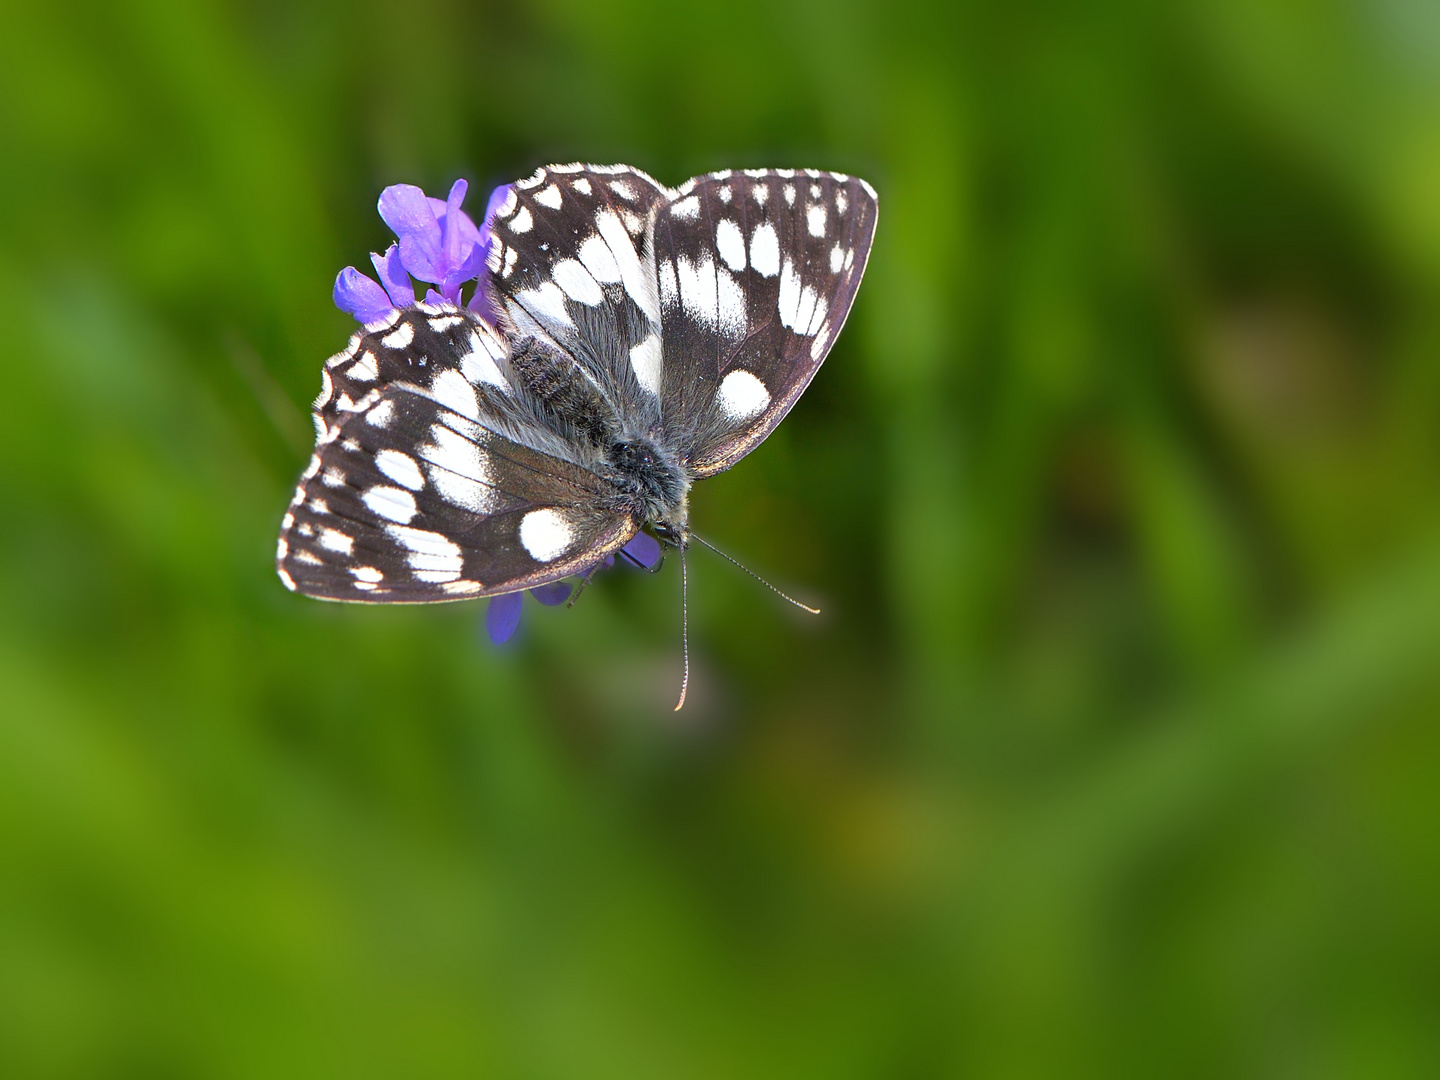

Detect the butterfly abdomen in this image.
[508,336,617,448]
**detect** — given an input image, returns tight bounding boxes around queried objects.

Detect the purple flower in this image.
[333,178,491,323]
[483,533,666,645]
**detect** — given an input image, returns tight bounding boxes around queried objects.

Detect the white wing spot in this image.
[307,497,328,514]
[775,169,796,179]
[783,184,796,206]
[593,209,659,324]
[716,184,732,204]
[717,369,770,422]
[778,258,802,328]
[552,259,604,306]
[743,168,769,178]
[347,351,379,381]
[430,368,480,420]
[670,196,700,221]
[809,183,822,199]
[385,524,463,579]
[381,322,414,349]
[509,206,533,233]
[609,179,637,201]
[844,248,855,270]
[367,399,395,428]
[459,331,508,391]
[515,169,546,191]
[676,254,718,329]
[322,467,345,488]
[831,244,845,272]
[350,566,383,583]
[577,234,622,283]
[716,266,746,336]
[752,183,769,206]
[318,528,353,555]
[835,190,848,215]
[621,210,643,235]
[294,549,321,565]
[807,204,827,237]
[749,222,780,277]
[519,508,576,563]
[516,280,576,330]
[535,184,563,209]
[428,315,464,332]
[629,334,663,395]
[362,485,417,525]
[420,424,496,513]
[716,219,746,272]
[375,449,425,491]
[441,581,484,595]
[572,177,592,195]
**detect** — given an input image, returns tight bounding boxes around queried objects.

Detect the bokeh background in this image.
[3,0,1439,1075]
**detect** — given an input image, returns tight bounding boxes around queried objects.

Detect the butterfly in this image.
[276,164,878,702]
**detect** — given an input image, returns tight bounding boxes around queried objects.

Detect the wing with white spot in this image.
[480,164,674,432]
[652,169,877,476]
[281,304,636,603]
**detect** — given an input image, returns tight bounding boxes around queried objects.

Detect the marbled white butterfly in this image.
[277,164,877,701]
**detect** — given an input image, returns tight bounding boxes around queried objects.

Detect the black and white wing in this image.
[652,169,878,476]
[276,305,636,603]
[481,164,672,438]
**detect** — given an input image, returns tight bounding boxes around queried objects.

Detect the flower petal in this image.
[441,179,469,271]
[620,532,663,570]
[529,582,572,606]
[333,267,395,324]
[371,244,415,308]
[485,593,523,644]
[378,184,444,283]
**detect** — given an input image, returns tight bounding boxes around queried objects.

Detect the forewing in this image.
[481,164,673,432]
[279,305,636,603]
[652,169,877,476]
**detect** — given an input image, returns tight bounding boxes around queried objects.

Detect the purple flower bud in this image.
[486,592,523,645]
[333,267,395,324]
[370,244,415,308]
[529,582,572,606]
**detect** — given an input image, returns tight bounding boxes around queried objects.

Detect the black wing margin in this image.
[651,169,878,476]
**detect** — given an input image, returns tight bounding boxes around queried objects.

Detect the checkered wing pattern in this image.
[276,305,636,602]
[652,169,878,476]
[481,164,671,435]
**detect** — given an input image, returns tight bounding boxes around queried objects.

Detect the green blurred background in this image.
[2,0,1439,1075]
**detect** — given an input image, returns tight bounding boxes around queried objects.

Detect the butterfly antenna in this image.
[689,533,821,615]
[674,540,690,712]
